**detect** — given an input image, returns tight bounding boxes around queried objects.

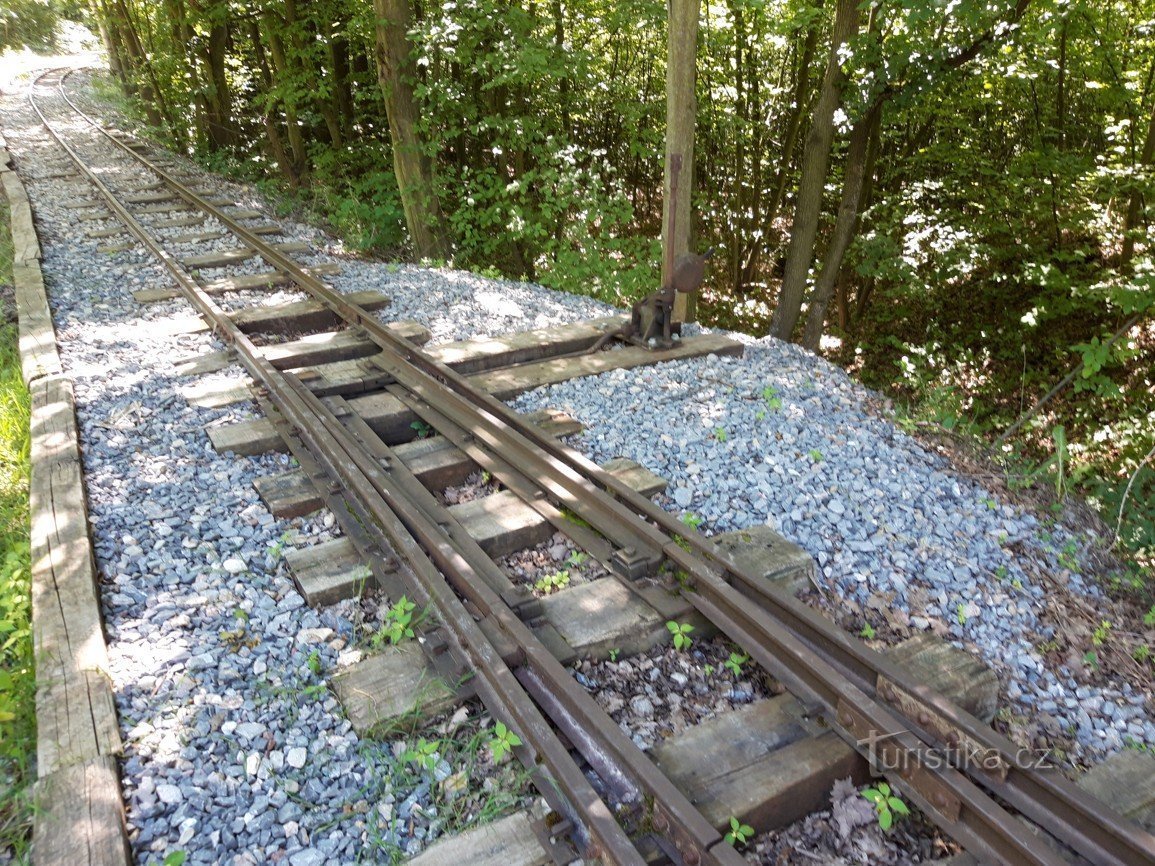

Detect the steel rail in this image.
[290,386,744,866]
[53,69,1155,866]
[28,68,647,865]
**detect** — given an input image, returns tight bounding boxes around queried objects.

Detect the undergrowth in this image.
[0,201,34,861]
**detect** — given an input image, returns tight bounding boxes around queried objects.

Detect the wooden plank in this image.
[3,167,42,264]
[407,812,551,866]
[85,226,125,239]
[162,289,389,341]
[472,332,744,398]
[287,315,631,399]
[182,240,309,269]
[332,642,458,735]
[539,578,667,658]
[258,408,581,518]
[76,210,112,222]
[32,755,131,866]
[13,262,63,385]
[426,315,626,374]
[448,457,665,558]
[209,331,742,455]
[133,263,341,304]
[96,243,132,255]
[286,538,373,606]
[651,634,999,833]
[122,190,174,204]
[148,214,206,229]
[29,377,122,775]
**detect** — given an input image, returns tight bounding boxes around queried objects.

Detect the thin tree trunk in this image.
[204,19,234,149]
[1122,94,1155,263]
[765,0,823,236]
[373,0,451,260]
[248,20,300,186]
[802,100,881,350]
[769,0,859,339]
[263,20,309,174]
[664,0,701,322]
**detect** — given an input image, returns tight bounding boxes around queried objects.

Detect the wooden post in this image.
[663,0,699,323]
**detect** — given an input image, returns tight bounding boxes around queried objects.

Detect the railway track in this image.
[25,66,1155,866]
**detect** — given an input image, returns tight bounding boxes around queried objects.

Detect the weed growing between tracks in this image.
[0,199,34,861]
[356,707,535,864]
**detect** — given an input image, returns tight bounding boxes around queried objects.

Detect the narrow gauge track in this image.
[30,66,1155,866]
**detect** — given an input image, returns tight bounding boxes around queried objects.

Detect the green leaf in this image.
[879,808,893,831]
[889,797,910,815]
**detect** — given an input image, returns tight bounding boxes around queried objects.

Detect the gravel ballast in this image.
[3,62,1151,866]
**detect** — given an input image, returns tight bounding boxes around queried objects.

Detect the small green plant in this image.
[1083,650,1100,670]
[163,852,188,866]
[724,652,749,677]
[994,565,1008,580]
[372,596,417,647]
[1092,620,1112,646]
[860,622,877,640]
[534,569,570,594]
[714,426,728,442]
[1134,645,1151,663]
[1145,606,1155,627]
[480,469,492,484]
[723,815,754,846]
[402,738,440,772]
[808,449,824,462]
[1058,541,1079,571]
[983,497,997,510]
[681,512,704,530]
[566,550,589,568]
[410,419,434,439]
[761,384,782,411]
[956,603,967,625]
[608,648,620,662]
[488,721,522,762]
[861,782,910,830]
[666,620,694,651]
[704,663,715,676]
[307,650,323,675]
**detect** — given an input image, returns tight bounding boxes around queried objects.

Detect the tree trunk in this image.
[769,0,859,340]
[1121,94,1155,264]
[664,0,701,322]
[802,101,881,350]
[263,19,309,175]
[765,0,823,236]
[373,0,451,260]
[203,19,234,149]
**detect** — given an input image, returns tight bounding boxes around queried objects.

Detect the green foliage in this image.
[533,569,570,594]
[808,449,824,462]
[402,738,440,772]
[680,512,704,531]
[723,815,754,847]
[370,596,418,648]
[859,622,876,640]
[0,305,32,860]
[723,652,748,677]
[861,782,910,831]
[666,620,694,651]
[487,721,522,763]
[409,420,434,440]
[163,852,188,866]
